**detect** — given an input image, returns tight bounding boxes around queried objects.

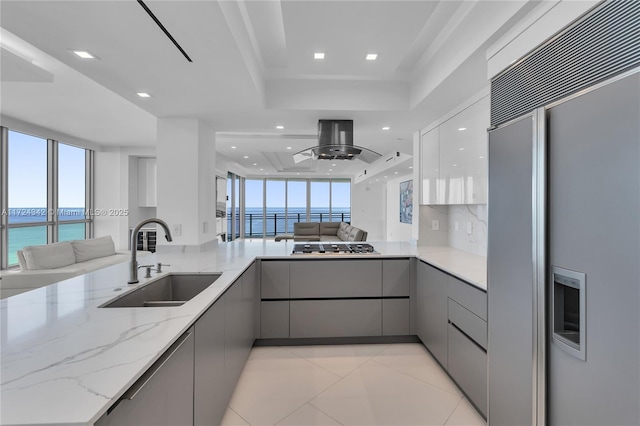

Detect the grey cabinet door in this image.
[382,259,410,296]
[290,260,382,298]
[261,300,290,338]
[416,261,448,367]
[448,324,487,417]
[97,330,195,426]
[224,276,247,394]
[194,299,226,426]
[448,277,486,320]
[290,299,382,338]
[261,261,289,298]
[382,298,410,336]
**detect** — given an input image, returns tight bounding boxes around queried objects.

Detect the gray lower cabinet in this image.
[194,297,226,425]
[290,299,382,338]
[95,329,195,426]
[261,260,289,298]
[448,323,487,417]
[416,261,448,367]
[289,259,382,298]
[383,298,410,336]
[225,267,258,395]
[382,258,410,296]
[261,300,290,338]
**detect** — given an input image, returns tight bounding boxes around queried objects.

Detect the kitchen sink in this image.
[100,272,222,308]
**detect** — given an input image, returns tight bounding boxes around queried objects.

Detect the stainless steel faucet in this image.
[129,218,173,284]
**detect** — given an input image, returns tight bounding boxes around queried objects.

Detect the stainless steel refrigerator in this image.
[488,69,640,426]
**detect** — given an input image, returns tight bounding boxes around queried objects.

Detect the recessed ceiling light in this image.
[260,168,264,171]
[331,163,336,166]
[453,164,458,167]
[137,92,151,98]
[366,53,378,61]
[479,156,485,159]
[276,125,284,130]
[314,52,325,59]
[72,50,96,59]
[409,166,413,169]
[252,163,257,166]
[286,147,292,150]
[458,127,467,131]
[394,171,398,174]
[384,176,388,178]
[231,146,237,149]
[243,155,249,159]
[382,126,390,130]
[265,172,269,175]
[329,169,333,172]
[458,147,465,151]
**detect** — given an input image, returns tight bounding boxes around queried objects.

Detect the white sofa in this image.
[0,236,147,299]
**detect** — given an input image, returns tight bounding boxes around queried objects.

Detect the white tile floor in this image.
[220,343,486,426]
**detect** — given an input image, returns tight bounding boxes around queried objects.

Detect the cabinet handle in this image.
[124,330,192,401]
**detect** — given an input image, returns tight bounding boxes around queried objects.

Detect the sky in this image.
[8,130,85,208]
[244,178,350,209]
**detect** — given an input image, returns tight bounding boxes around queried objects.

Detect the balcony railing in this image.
[227,211,351,239]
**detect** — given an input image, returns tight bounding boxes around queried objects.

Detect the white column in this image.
[156,118,217,249]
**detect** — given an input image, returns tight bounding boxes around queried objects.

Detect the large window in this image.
[1,128,94,269]
[237,178,351,239]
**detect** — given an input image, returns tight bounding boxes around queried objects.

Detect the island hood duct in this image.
[293,120,381,163]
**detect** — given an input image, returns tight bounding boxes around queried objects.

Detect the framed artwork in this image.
[400,179,413,224]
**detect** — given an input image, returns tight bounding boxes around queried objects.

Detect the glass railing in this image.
[227,210,351,239]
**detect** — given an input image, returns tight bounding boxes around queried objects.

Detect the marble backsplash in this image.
[418,204,488,257]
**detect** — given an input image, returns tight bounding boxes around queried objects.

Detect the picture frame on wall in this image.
[400,179,413,224]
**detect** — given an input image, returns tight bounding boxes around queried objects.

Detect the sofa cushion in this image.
[336,222,351,241]
[71,236,116,263]
[16,250,28,270]
[348,227,365,242]
[293,222,320,236]
[319,222,340,236]
[22,241,76,270]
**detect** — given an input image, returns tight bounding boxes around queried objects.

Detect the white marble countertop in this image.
[416,246,487,291]
[0,240,485,425]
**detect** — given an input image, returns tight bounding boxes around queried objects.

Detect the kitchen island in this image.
[0,240,485,425]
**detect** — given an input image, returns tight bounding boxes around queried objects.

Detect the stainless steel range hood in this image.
[293,120,381,163]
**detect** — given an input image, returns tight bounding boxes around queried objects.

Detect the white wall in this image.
[385,174,414,242]
[417,204,487,257]
[94,146,155,250]
[351,179,385,241]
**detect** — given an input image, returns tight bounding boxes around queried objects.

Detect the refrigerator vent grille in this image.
[491,0,640,127]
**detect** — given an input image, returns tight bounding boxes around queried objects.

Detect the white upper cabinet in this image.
[420,127,441,204]
[138,157,157,207]
[420,96,489,205]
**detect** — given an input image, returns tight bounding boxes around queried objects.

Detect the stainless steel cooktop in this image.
[292,242,376,255]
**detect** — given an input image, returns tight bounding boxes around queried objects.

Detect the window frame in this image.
[0,127,94,269]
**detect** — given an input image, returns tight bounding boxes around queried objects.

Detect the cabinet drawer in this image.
[383,298,410,336]
[290,299,382,338]
[448,299,487,350]
[448,324,487,416]
[290,260,382,298]
[382,259,410,296]
[261,301,289,338]
[448,277,487,320]
[261,261,289,299]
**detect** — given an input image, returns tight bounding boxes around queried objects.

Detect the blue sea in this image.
[229,207,350,238]
[6,208,86,266]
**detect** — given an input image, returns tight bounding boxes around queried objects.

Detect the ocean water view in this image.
[6,208,86,266]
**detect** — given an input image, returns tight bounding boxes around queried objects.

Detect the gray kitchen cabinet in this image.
[225,268,257,395]
[194,297,226,425]
[448,277,486,320]
[261,300,290,338]
[95,330,195,426]
[383,298,410,335]
[290,299,382,338]
[382,258,410,296]
[289,260,382,298]
[448,323,487,417]
[261,260,289,298]
[448,298,487,350]
[416,261,448,367]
